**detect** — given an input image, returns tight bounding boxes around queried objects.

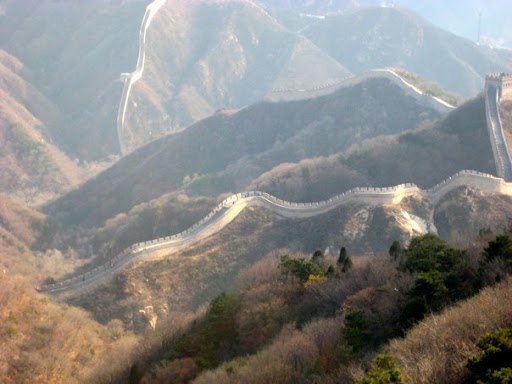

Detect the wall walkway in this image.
[38,170,512,298]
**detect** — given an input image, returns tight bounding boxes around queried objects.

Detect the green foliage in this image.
[338,247,353,272]
[43,276,56,285]
[399,235,477,327]
[8,311,18,324]
[466,328,512,384]
[402,234,463,274]
[343,310,371,354]
[484,235,512,265]
[394,69,463,106]
[357,354,405,384]
[389,241,401,261]
[174,293,241,369]
[398,132,428,146]
[7,326,18,338]
[311,249,325,266]
[129,364,143,384]
[402,270,448,325]
[280,254,324,282]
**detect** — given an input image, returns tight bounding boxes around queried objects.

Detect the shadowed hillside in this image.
[249,95,496,202]
[45,77,440,228]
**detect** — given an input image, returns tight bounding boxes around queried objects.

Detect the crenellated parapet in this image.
[485,73,512,101]
[484,73,512,181]
[38,170,512,297]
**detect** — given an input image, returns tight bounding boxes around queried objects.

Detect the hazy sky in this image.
[384,0,512,48]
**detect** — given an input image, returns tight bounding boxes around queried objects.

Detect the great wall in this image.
[117,0,166,155]
[57,0,512,297]
[485,73,512,181]
[39,170,512,297]
[266,69,455,113]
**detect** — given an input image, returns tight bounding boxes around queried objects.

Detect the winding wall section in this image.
[266,69,455,114]
[116,0,166,155]
[485,85,512,181]
[39,170,512,297]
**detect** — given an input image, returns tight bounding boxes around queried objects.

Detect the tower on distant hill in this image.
[485,73,512,101]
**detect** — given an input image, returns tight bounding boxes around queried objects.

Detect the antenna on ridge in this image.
[477,10,482,44]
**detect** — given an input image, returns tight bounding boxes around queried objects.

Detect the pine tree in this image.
[338,247,352,272]
[389,241,402,261]
[312,249,325,266]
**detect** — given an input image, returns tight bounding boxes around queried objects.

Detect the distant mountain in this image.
[122,0,351,153]
[45,76,440,228]
[255,0,512,49]
[302,6,512,97]
[0,0,147,160]
[396,0,512,48]
[2,0,510,164]
[0,51,84,205]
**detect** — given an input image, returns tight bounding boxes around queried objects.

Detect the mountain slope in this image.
[303,6,512,97]
[0,0,147,160]
[122,0,351,153]
[0,86,82,205]
[248,95,496,202]
[45,76,441,228]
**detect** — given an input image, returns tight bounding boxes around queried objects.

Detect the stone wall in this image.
[485,73,512,101]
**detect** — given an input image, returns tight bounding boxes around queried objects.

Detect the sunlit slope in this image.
[0,0,146,160]
[0,71,81,205]
[303,6,512,97]
[122,0,351,152]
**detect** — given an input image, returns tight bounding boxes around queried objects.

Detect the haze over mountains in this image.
[0,0,145,160]
[2,1,512,382]
[46,76,442,228]
[125,0,512,152]
[2,0,512,170]
[255,0,512,48]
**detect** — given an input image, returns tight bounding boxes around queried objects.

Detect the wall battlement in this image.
[485,73,512,101]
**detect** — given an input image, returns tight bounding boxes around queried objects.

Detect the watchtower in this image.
[485,73,512,102]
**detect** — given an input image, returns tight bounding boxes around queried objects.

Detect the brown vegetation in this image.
[385,277,512,383]
[392,68,465,106]
[46,77,439,228]
[0,274,139,383]
[132,232,512,384]
[249,96,495,202]
[0,88,81,205]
